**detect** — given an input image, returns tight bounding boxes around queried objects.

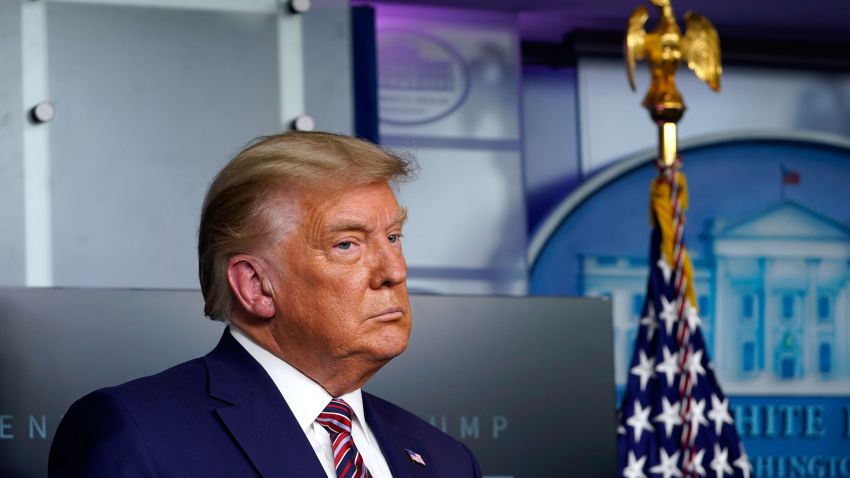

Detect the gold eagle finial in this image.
[625,0,721,124]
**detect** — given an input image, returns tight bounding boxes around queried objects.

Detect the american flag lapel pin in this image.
[404,448,426,466]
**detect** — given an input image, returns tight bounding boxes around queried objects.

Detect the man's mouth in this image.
[370,306,405,321]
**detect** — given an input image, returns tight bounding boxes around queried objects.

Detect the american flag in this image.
[617,161,752,478]
[405,448,427,466]
[782,165,801,185]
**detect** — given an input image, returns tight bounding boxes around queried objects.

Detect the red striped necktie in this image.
[316,398,372,478]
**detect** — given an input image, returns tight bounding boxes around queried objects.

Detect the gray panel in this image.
[0,289,615,477]
[0,1,26,285]
[368,295,617,477]
[0,288,222,477]
[46,3,279,288]
[301,0,354,135]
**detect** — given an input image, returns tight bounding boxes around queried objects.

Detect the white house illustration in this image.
[583,200,850,395]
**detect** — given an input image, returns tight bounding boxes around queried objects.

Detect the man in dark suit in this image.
[49,132,482,477]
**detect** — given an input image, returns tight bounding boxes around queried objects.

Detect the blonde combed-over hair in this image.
[198,131,415,321]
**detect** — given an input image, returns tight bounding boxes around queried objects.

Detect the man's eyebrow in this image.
[390,208,408,228]
[326,220,370,234]
[325,208,408,234]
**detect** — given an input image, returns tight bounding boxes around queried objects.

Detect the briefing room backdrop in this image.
[3,0,849,300]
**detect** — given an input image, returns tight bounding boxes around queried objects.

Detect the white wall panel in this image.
[46,3,280,288]
[397,147,526,272]
[377,6,520,141]
[577,57,850,174]
[0,0,26,285]
[376,5,527,295]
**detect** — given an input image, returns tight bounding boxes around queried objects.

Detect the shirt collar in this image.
[228,324,365,431]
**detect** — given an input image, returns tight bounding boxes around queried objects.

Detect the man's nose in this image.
[369,241,407,289]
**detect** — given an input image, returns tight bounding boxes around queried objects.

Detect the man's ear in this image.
[226,254,276,319]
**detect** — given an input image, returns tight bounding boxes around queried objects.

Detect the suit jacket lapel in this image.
[363,393,433,478]
[204,330,326,478]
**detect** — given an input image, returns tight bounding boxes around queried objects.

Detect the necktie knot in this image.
[317,398,354,436]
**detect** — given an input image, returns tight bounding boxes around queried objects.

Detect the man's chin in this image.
[367,330,410,362]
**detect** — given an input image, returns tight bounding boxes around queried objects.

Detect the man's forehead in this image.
[294,182,406,231]
[326,206,407,227]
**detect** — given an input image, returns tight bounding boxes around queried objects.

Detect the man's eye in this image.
[388,234,402,244]
[336,241,353,250]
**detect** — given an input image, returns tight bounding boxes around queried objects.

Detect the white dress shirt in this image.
[229,325,393,478]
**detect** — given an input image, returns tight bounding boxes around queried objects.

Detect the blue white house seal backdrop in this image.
[530,134,850,476]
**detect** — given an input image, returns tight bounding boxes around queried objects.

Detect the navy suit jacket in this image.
[49,330,481,477]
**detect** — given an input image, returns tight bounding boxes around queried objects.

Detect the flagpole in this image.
[619,3,751,478]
